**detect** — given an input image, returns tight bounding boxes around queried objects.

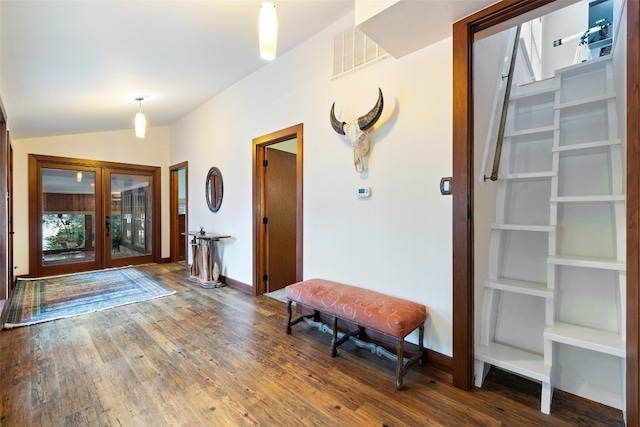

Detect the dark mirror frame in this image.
[205,167,223,213]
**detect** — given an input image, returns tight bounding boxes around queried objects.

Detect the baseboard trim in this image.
[425,348,453,373]
[223,275,253,295]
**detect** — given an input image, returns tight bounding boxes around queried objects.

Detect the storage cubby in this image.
[499,230,548,283]
[508,132,554,174]
[557,150,614,196]
[559,62,608,103]
[556,202,617,259]
[494,291,546,353]
[554,265,620,332]
[511,92,555,131]
[559,100,613,146]
[503,179,551,225]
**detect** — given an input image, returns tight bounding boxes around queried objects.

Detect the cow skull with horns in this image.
[330,88,384,172]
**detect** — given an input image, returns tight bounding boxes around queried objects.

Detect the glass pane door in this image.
[106,171,154,267]
[40,167,100,273]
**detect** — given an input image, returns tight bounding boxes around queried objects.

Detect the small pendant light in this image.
[135,97,146,138]
[259,2,278,60]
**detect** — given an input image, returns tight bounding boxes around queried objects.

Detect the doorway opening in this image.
[453,0,638,424]
[252,124,303,296]
[170,162,188,263]
[28,154,160,277]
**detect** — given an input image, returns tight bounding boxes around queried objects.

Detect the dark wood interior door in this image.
[265,146,297,292]
[170,164,187,262]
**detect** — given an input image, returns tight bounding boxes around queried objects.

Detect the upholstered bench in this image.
[285,278,427,389]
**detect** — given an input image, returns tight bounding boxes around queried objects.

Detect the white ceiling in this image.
[0,0,354,139]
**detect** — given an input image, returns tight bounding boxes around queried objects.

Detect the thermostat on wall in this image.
[357,187,371,198]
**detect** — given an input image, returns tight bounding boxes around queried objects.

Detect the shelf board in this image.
[511,77,557,99]
[555,93,615,110]
[544,322,625,358]
[476,343,550,383]
[548,255,626,271]
[510,87,557,101]
[484,277,552,298]
[553,139,621,153]
[492,223,553,232]
[505,125,556,138]
[550,195,625,203]
[499,171,555,180]
[555,55,610,76]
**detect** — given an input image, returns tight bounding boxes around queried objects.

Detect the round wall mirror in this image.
[205,167,223,212]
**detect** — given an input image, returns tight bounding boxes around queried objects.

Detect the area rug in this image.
[4,267,175,329]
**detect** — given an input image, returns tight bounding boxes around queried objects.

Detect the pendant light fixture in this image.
[135,97,146,138]
[259,1,278,60]
[76,171,83,183]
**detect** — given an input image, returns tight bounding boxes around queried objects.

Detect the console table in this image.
[183,232,230,288]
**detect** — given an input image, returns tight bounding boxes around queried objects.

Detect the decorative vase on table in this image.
[212,261,220,283]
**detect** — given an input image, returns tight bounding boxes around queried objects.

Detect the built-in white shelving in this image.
[475,56,625,417]
[545,323,625,358]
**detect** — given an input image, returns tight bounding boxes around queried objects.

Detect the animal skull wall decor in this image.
[330,88,384,172]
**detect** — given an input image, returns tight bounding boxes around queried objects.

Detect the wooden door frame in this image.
[252,124,303,296]
[452,0,639,423]
[7,134,13,293]
[170,162,188,263]
[0,97,7,301]
[28,154,161,277]
[102,166,159,269]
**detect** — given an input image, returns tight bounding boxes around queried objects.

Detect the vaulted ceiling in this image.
[0,0,353,139]
[1,1,505,141]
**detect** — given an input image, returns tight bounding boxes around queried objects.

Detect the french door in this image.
[29,155,160,277]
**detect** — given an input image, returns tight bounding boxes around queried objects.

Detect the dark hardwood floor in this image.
[0,263,625,426]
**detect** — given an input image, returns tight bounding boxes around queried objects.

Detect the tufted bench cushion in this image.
[285,278,427,339]
[285,278,428,389]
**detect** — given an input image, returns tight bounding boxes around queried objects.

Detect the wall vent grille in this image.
[333,26,388,79]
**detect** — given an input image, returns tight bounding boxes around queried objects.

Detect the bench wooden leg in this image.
[331,316,339,357]
[285,300,318,334]
[396,339,405,389]
[330,316,363,357]
[286,300,293,334]
[396,324,425,390]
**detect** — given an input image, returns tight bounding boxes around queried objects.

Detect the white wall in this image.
[473,29,510,345]
[12,126,172,273]
[541,1,589,78]
[170,12,454,355]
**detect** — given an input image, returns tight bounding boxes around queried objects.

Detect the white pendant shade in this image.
[135,111,146,138]
[134,96,147,138]
[259,2,277,60]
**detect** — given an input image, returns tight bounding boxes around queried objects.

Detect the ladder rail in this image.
[478,27,518,185]
[487,25,521,182]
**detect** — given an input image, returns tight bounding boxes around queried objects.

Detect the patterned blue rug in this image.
[4,267,175,329]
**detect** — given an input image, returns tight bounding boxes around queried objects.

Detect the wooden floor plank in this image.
[0,263,625,426]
